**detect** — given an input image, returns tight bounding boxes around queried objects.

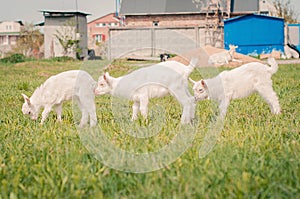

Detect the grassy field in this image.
[0,59,299,198]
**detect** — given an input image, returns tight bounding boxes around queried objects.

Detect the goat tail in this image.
[185,57,198,77]
[267,57,278,75]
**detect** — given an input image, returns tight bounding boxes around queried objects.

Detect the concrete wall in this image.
[77,16,88,58]
[108,26,223,59]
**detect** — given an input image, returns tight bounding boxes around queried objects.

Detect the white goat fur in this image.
[208,44,241,66]
[22,70,97,127]
[94,59,198,123]
[191,57,281,118]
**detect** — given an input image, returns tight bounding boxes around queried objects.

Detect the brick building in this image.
[87,13,120,56]
[119,0,275,28]
[120,0,211,28]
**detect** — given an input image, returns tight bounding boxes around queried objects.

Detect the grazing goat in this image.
[94,59,198,124]
[208,44,241,66]
[21,70,97,127]
[190,57,281,118]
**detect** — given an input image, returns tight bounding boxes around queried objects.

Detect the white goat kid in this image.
[94,59,198,124]
[21,70,97,127]
[190,57,281,118]
[208,44,241,66]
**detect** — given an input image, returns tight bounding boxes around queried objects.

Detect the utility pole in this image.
[75,0,79,33]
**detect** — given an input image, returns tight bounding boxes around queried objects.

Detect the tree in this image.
[13,23,44,58]
[54,19,80,58]
[273,0,299,23]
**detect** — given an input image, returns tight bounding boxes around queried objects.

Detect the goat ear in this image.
[103,72,109,81]
[21,93,31,105]
[103,72,112,85]
[189,78,196,85]
[201,80,207,88]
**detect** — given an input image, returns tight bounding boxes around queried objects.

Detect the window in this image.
[95,23,106,27]
[95,34,105,42]
[6,25,12,30]
[109,23,118,27]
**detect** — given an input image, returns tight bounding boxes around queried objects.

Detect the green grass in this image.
[0,59,299,198]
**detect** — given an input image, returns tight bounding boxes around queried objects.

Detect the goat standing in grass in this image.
[21,70,97,127]
[95,59,198,124]
[190,57,281,118]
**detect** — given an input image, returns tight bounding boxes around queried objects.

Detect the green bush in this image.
[0,54,26,63]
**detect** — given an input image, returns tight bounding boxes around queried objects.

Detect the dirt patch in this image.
[170,45,261,67]
[169,48,210,67]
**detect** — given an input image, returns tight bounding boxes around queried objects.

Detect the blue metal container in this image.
[224,14,284,55]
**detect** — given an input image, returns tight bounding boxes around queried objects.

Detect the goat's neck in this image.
[30,85,45,105]
[205,76,225,102]
[110,76,123,94]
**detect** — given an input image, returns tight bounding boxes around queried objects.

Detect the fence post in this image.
[151,28,155,57]
[195,26,200,48]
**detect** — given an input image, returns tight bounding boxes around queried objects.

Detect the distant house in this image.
[87,13,120,56]
[0,21,24,57]
[41,10,90,59]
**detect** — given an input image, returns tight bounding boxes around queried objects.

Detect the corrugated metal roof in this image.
[0,32,20,35]
[120,0,228,15]
[40,10,90,16]
[120,0,265,15]
[224,14,284,23]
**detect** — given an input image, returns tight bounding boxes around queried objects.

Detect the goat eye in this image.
[28,111,31,115]
[99,83,104,86]
[199,89,203,92]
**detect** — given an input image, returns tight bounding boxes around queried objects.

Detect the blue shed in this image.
[224,14,284,55]
[288,24,300,52]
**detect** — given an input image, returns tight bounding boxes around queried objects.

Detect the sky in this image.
[0,0,300,24]
[0,0,116,23]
